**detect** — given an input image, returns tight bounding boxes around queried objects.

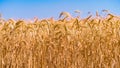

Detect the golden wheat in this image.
[0,12,120,68]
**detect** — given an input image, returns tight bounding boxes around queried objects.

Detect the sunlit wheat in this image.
[0,12,120,68]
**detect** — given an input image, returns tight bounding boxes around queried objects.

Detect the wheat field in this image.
[0,13,120,68]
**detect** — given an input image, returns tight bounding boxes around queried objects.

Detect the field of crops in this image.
[0,13,120,68]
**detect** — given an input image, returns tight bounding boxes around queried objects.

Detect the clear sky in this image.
[0,0,120,19]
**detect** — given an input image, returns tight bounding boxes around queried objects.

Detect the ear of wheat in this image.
[96,11,99,17]
[59,11,71,19]
[102,9,109,13]
[74,10,80,13]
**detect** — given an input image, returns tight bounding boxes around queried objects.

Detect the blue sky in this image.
[0,0,120,19]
